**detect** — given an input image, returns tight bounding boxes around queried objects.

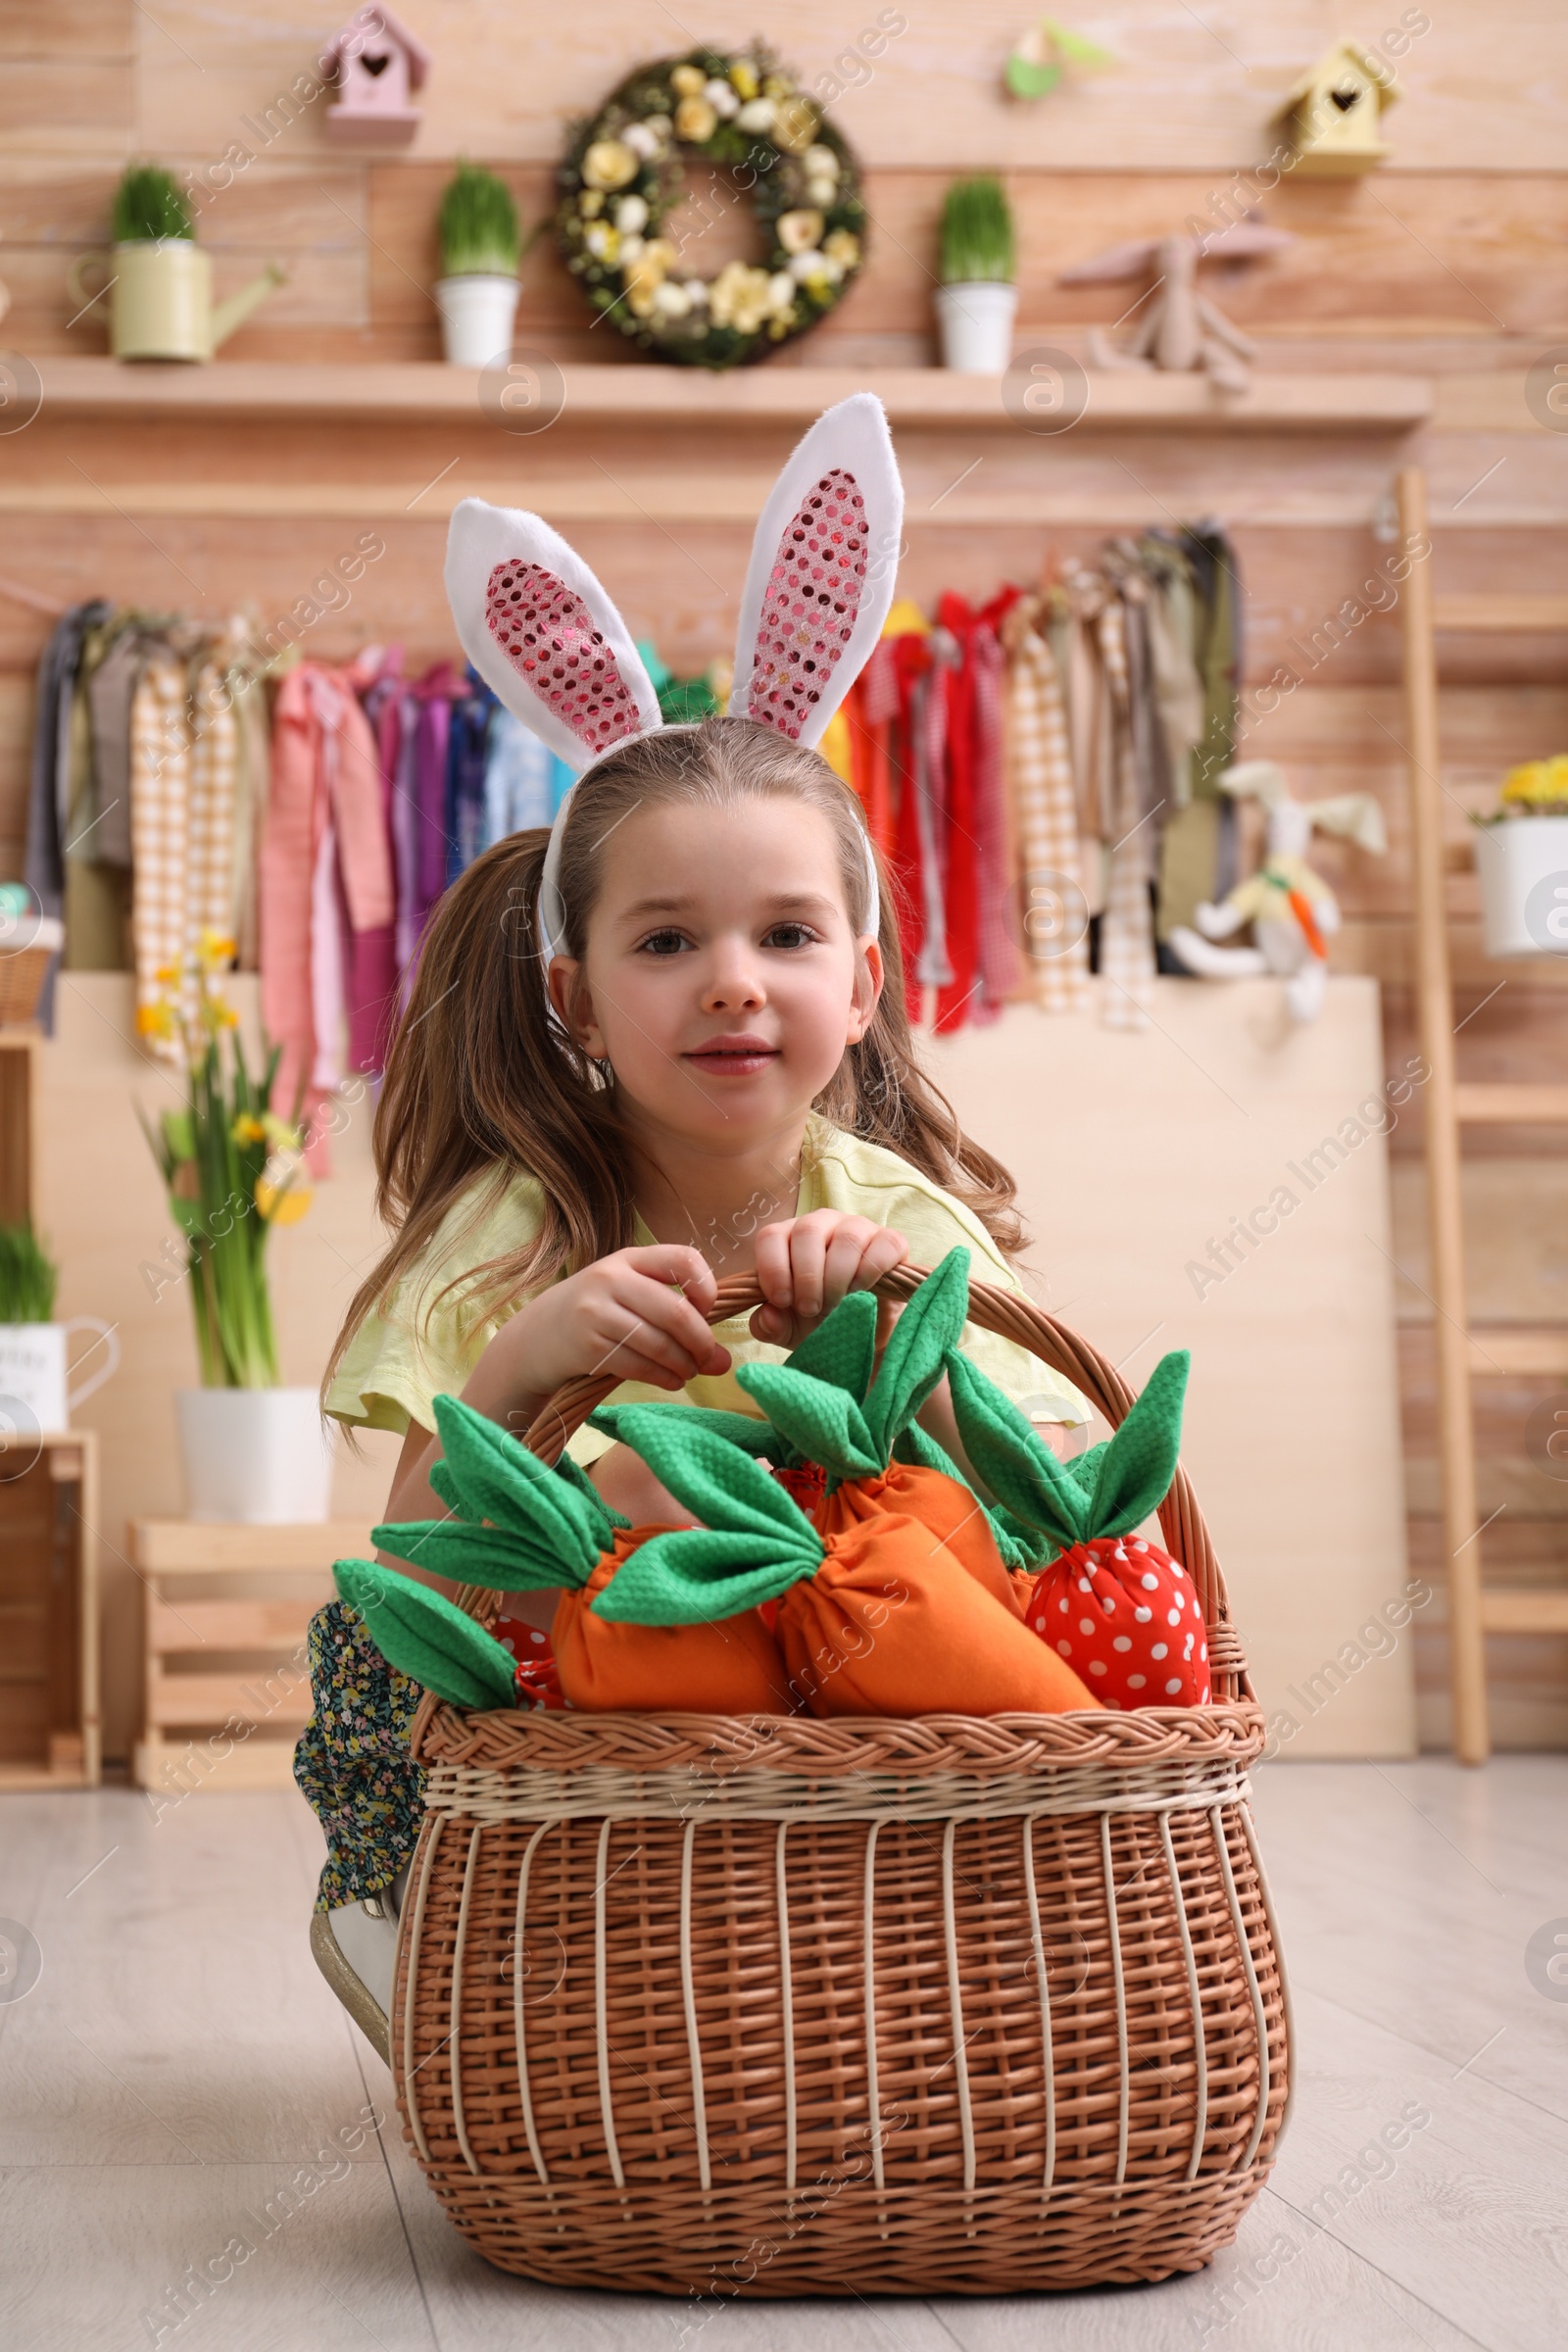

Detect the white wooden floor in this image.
[2,1760,1565,2352]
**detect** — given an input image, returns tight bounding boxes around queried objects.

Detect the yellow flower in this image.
[582,138,637,192]
[231,1113,267,1148]
[154,960,180,987]
[670,63,707,96]
[674,95,717,143]
[255,1174,312,1226]
[1501,754,1568,810]
[135,1000,177,1040]
[772,95,819,155]
[197,928,236,967]
[777,209,825,256]
[214,999,240,1029]
[729,59,760,100]
[824,227,861,270]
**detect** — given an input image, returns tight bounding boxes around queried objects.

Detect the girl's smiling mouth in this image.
[682,1033,781,1076]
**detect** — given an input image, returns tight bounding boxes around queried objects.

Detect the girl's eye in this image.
[763,922,819,951]
[637,929,692,956]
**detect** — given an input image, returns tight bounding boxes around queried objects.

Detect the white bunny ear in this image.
[729,393,905,752]
[445,498,662,765]
[1308,793,1388,855]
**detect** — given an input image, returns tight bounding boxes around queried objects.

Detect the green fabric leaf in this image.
[551,1447,631,1531]
[1065,1440,1109,1494]
[590,1527,814,1626]
[431,1394,604,1574]
[993,1504,1049,1570]
[784,1286,878,1402]
[945,1349,1089,1552]
[612,1405,824,1548]
[735,1362,880,1482]
[334,1558,515,1712]
[590,1400,775,1457]
[1086,1351,1189,1537]
[371,1516,586,1593]
[861,1248,971,1461]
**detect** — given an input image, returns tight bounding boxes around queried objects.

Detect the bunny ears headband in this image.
[443,392,905,964]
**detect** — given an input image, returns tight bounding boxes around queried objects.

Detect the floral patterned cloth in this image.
[294,1600,426,1912]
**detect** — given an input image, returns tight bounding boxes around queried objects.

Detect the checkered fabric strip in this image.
[1004,616,1090,1013]
[1096,597,1154,1031]
[129,656,191,1063]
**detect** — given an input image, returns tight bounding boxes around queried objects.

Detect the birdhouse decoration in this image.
[323,5,430,147]
[1272,41,1397,176]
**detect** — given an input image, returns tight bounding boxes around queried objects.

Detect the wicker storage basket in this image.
[395,1267,1291,2297]
[0,945,52,1027]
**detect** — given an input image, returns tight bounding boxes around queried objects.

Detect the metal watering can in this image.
[67,241,287,362]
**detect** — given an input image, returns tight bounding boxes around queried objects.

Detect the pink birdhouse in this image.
[323,5,431,147]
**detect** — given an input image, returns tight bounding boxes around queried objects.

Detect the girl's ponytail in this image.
[324,830,639,1401]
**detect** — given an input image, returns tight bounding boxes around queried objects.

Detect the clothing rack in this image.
[1396,465,1568,1764]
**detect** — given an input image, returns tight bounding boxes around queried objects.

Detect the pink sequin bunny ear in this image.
[730,393,905,752]
[444,499,662,764]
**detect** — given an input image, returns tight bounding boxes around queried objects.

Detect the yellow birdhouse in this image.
[1272,41,1398,176]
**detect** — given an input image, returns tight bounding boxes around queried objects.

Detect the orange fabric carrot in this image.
[374,1395,796,1717]
[735,1250,1027,1615]
[553,1527,795,1714]
[602,1408,1099,1719]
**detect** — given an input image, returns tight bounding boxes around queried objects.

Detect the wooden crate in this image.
[129,1519,372,1796]
[0,1429,100,1788]
[0,1029,39,1225]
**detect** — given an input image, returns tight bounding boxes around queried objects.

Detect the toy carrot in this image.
[946,1348,1210,1710]
[602,1406,1099,1719]
[733,1250,1028,1614]
[372,1393,795,1716]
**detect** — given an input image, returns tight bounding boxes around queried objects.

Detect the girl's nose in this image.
[701,939,766,1013]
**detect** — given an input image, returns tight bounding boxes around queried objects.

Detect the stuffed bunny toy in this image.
[445,390,903,964]
[1168,760,1387,1022]
[1058,220,1294,395]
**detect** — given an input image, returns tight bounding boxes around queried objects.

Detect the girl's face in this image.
[550,796,882,1154]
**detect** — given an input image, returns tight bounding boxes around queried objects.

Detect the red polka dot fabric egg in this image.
[491,1611,567,1712]
[1022,1536,1209,1711]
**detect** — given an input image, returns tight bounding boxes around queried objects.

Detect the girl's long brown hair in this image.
[325,716,1022,1398]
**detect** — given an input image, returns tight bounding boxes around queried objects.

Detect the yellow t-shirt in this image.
[324,1117,1092,1458]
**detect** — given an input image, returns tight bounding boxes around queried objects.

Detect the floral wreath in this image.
[556,46,866,368]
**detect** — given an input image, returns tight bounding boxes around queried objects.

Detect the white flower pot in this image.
[0,1318,119,1437]
[175,1387,333,1524]
[1475,815,1568,957]
[936,280,1019,373]
[435,273,520,368]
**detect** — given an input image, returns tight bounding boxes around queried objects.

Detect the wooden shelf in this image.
[24,357,1434,434]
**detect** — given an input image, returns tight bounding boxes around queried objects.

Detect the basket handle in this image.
[506,1262,1239,1676]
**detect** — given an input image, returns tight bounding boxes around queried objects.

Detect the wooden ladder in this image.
[1397,466,1568,1764]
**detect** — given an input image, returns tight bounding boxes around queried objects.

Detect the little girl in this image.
[297,403,1090,2061]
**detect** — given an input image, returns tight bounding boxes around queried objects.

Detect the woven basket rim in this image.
[412,1261,1244,1763]
[414,1693,1267,1773]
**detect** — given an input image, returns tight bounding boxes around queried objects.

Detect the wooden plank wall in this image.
[2,0,1566,1748]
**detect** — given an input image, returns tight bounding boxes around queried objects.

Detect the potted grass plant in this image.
[435,162,527,366]
[138,932,328,1522]
[65,164,285,363]
[1474,757,1568,957]
[935,175,1018,373]
[0,1220,118,1438]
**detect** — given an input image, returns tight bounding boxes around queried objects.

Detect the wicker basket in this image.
[0,945,52,1027]
[395,1266,1291,2297]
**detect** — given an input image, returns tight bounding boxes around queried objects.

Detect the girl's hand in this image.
[478,1244,731,1416]
[750,1211,908,1349]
